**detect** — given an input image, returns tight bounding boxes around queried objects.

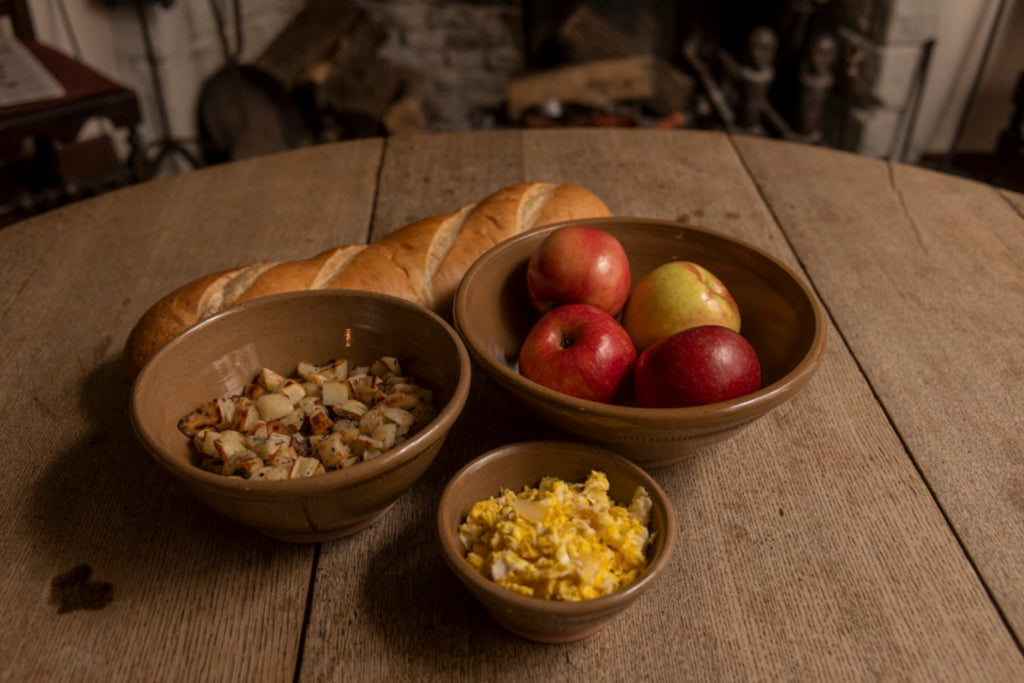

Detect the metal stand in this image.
[133,0,203,178]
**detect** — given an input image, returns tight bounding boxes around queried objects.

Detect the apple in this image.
[633,325,761,408]
[519,303,637,404]
[622,261,741,352]
[526,224,631,317]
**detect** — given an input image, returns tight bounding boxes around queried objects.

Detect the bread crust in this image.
[122,182,611,382]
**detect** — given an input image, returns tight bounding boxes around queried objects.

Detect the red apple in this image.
[526,224,631,317]
[519,303,637,404]
[633,325,761,408]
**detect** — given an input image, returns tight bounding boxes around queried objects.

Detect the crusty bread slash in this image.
[122,182,612,382]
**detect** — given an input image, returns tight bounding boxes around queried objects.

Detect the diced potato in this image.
[348,375,384,404]
[290,457,325,478]
[231,399,261,433]
[192,429,220,458]
[383,392,423,411]
[181,354,434,481]
[251,431,290,459]
[307,405,333,436]
[257,367,286,391]
[255,393,294,421]
[251,465,289,481]
[321,381,350,407]
[333,425,361,443]
[267,446,298,469]
[278,408,305,431]
[277,379,306,405]
[221,451,263,478]
[370,422,397,449]
[298,396,321,417]
[178,398,227,436]
[334,399,368,420]
[318,358,349,381]
[314,432,351,469]
[381,406,416,430]
[296,361,317,380]
[242,382,266,400]
[358,405,386,434]
[213,430,248,460]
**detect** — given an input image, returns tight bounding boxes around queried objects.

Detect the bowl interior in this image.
[458,218,820,394]
[132,290,470,490]
[437,440,677,615]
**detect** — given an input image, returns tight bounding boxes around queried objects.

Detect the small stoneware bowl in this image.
[437,440,677,643]
[453,217,827,469]
[131,290,471,542]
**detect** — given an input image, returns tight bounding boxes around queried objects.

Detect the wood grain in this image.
[0,139,382,681]
[298,130,1023,680]
[733,134,1024,645]
[3,130,1023,680]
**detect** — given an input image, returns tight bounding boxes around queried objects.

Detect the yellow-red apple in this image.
[622,261,740,351]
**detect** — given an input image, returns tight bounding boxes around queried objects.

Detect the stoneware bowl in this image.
[437,440,677,643]
[131,290,472,542]
[453,217,827,469]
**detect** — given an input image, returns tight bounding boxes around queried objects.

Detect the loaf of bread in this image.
[123,182,611,382]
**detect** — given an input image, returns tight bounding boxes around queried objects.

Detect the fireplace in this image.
[101,0,940,170]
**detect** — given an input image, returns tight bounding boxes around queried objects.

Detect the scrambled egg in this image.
[458,470,653,601]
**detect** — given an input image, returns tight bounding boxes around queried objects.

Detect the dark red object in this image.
[634,325,761,408]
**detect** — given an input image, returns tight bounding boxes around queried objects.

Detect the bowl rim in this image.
[436,440,678,615]
[453,216,828,421]
[130,289,473,495]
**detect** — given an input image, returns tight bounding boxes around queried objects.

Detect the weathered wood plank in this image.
[0,139,383,681]
[733,133,1024,644]
[300,130,1023,681]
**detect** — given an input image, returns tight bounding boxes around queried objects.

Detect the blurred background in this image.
[3,0,1023,224]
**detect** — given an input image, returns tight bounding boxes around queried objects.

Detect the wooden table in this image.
[2,129,1023,681]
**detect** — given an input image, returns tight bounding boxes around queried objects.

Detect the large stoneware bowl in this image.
[131,290,471,542]
[453,217,826,469]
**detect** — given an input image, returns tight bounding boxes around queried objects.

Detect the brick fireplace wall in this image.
[21,0,964,168]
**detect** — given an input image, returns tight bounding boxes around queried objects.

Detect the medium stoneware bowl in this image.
[453,217,827,469]
[131,290,471,542]
[437,440,677,643]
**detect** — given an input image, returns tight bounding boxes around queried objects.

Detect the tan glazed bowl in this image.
[453,217,827,468]
[437,440,677,643]
[131,290,472,542]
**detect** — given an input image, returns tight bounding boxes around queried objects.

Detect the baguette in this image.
[123,182,611,382]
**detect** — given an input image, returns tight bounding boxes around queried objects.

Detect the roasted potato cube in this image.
[348,374,384,404]
[314,432,352,469]
[370,422,398,449]
[251,465,289,481]
[231,398,261,433]
[178,397,233,436]
[213,430,248,460]
[307,405,333,436]
[296,361,317,380]
[257,367,286,391]
[221,451,264,478]
[321,381,350,407]
[277,379,306,405]
[242,382,266,400]
[255,393,293,421]
[290,457,325,478]
[317,358,349,381]
[334,399,368,420]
